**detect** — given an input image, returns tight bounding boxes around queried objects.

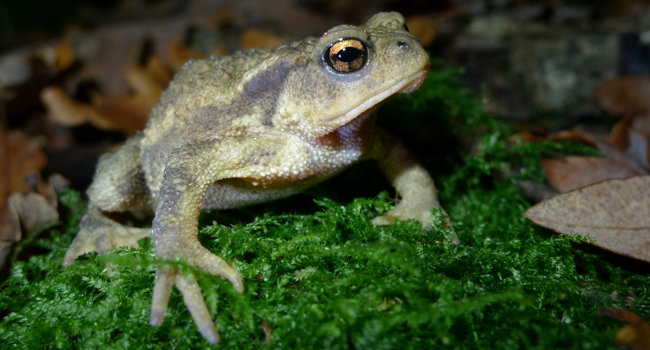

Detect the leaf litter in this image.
[527,75,650,266]
[525,176,650,262]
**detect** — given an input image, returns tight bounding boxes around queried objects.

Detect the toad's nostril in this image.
[397,41,408,48]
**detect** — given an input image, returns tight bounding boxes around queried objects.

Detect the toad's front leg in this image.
[370,128,456,242]
[147,144,244,344]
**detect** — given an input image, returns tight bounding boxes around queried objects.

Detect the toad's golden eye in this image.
[324,38,368,73]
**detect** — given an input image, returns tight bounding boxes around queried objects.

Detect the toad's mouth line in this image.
[327,67,430,125]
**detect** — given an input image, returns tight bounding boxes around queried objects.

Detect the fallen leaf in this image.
[53,40,76,71]
[594,134,649,174]
[405,15,437,47]
[594,76,650,117]
[47,173,71,193]
[41,59,167,135]
[627,115,650,170]
[0,120,18,244]
[525,176,650,262]
[144,56,173,87]
[549,129,598,148]
[1,127,53,243]
[405,5,469,47]
[0,203,20,242]
[7,130,47,194]
[543,130,648,192]
[239,29,283,50]
[8,192,59,238]
[89,92,151,135]
[628,130,650,170]
[510,131,544,143]
[123,62,166,104]
[87,62,164,134]
[610,115,635,150]
[40,86,102,127]
[542,156,643,192]
[167,40,206,72]
[599,307,650,350]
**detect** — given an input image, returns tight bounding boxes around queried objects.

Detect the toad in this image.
[64,12,448,343]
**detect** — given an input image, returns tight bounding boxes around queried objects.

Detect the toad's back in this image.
[140,41,315,196]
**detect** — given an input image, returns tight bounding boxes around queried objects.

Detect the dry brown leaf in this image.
[525,176,650,262]
[0,203,19,242]
[87,62,164,134]
[0,126,18,243]
[542,156,643,192]
[124,63,165,103]
[0,121,16,243]
[610,115,635,150]
[405,15,437,47]
[594,76,650,117]
[8,192,59,238]
[8,130,47,194]
[89,93,151,135]
[54,40,75,71]
[41,86,106,127]
[599,307,650,350]
[239,29,284,50]
[42,60,167,135]
[549,129,598,148]
[543,130,648,192]
[35,40,75,72]
[168,40,206,72]
[610,114,650,168]
[510,132,544,143]
[594,134,649,174]
[145,56,173,87]
[627,115,650,169]
[47,173,71,193]
[628,130,650,170]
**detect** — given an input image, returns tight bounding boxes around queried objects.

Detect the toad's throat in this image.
[327,67,430,126]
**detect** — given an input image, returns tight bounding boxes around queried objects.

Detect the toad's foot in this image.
[372,205,459,244]
[149,241,244,344]
[371,202,435,229]
[63,207,150,266]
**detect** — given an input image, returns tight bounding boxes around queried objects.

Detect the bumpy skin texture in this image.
[64,12,444,344]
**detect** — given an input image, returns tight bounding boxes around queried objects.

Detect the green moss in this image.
[1,64,648,349]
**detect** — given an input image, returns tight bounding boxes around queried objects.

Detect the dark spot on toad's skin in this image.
[186,60,298,133]
[242,60,292,97]
[241,59,305,127]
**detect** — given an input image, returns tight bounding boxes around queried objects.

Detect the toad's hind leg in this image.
[63,134,152,266]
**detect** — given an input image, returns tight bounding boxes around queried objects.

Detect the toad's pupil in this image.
[335,47,362,62]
